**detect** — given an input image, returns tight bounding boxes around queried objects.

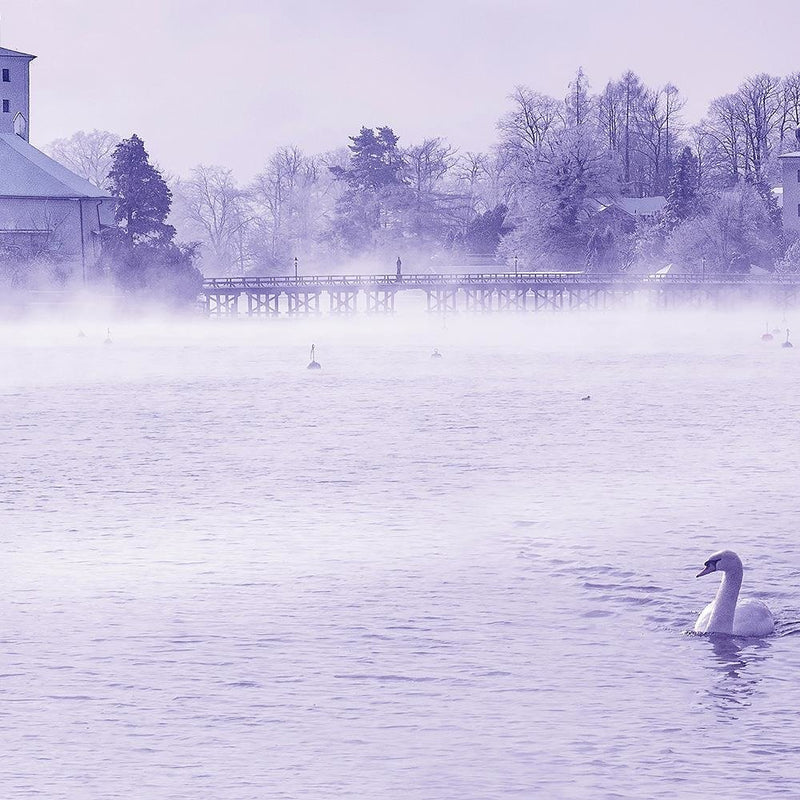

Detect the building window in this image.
[797,169,800,183]
[1,69,9,82]
[797,203,800,218]
[2,100,9,113]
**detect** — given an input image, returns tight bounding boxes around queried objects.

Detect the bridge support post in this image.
[496,287,527,311]
[207,292,239,317]
[329,289,359,315]
[365,288,396,313]
[287,290,321,316]
[246,291,281,317]
[425,288,458,313]
[464,287,494,312]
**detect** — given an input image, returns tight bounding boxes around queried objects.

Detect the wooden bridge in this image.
[200,272,800,317]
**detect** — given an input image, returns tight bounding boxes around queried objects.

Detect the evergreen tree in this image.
[464,204,512,255]
[103,134,202,305]
[664,147,700,228]
[330,126,405,190]
[328,126,409,255]
[107,134,176,244]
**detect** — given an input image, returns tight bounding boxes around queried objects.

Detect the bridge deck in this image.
[203,272,800,290]
[199,272,800,316]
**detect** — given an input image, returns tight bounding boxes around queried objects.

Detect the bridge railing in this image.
[202,272,800,290]
[203,272,618,290]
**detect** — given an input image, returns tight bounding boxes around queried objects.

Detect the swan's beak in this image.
[696,563,716,578]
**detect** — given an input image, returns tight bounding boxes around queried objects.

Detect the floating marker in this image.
[307,344,321,369]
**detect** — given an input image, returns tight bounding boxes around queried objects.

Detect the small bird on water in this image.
[307,344,322,369]
[581,395,591,401]
[431,348,442,359]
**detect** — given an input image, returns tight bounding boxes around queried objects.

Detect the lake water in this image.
[2,310,799,799]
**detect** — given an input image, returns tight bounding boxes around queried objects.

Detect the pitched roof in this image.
[0,134,112,199]
[591,195,667,218]
[0,46,36,59]
[614,196,667,216]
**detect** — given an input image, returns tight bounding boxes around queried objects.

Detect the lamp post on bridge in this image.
[294,256,298,280]
[701,257,706,282]
[514,254,518,277]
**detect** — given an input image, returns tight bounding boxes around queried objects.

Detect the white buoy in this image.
[307,344,321,369]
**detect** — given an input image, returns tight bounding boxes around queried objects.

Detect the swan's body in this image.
[762,322,773,341]
[694,549,774,637]
[782,328,793,349]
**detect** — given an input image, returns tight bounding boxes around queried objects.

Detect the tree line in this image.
[45,67,800,280]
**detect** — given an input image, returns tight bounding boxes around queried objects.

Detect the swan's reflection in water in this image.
[701,634,772,717]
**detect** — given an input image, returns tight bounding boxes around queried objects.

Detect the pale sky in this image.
[2,0,797,180]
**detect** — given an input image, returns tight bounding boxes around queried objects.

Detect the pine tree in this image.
[102,134,201,304]
[664,147,700,228]
[330,126,405,191]
[107,134,175,245]
[465,204,512,255]
[328,126,409,254]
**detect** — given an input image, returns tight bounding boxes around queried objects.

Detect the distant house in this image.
[0,45,115,283]
[590,195,667,225]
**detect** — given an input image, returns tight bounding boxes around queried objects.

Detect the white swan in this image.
[694,550,774,637]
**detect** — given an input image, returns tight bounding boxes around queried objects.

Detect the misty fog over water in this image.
[2,310,800,799]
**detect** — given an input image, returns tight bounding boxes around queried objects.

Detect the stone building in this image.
[0,45,116,284]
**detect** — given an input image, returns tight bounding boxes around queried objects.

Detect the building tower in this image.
[0,45,35,141]
[779,150,800,234]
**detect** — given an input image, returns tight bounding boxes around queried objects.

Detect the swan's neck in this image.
[707,567,742,634]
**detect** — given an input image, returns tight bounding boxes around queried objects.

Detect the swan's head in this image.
[696,549,742,578]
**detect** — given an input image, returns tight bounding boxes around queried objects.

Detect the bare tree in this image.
[402,138,461,242]
[498,86,564,180]
[249,146,330,271]
[565,67,592,127]
[663,83,685,174]
[173,165,251,275]
[45,130,121,188]
[779,72,800,145]
[736,74,783,180]
[596,73,648,194]
[633,84,685,195]
[696,74,783,189]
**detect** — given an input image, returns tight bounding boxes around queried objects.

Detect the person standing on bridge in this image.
[396,256,402,282]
